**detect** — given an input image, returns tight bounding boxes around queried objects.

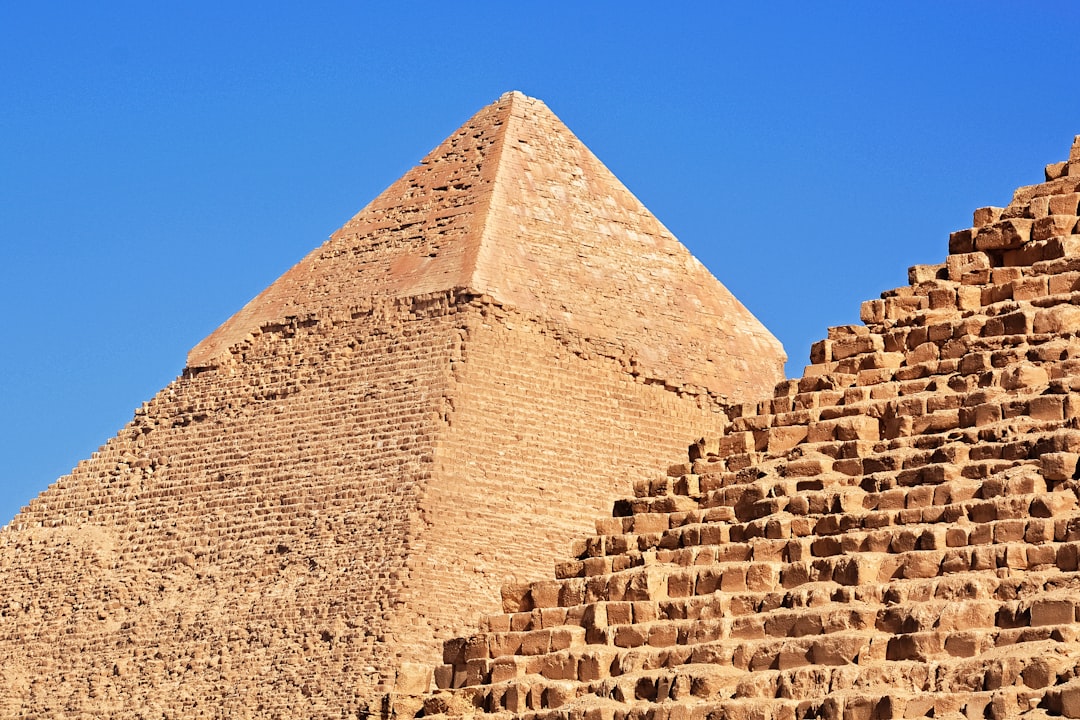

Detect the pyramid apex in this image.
[499,89,533,102]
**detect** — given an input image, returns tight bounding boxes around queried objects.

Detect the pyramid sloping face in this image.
[414,138,1080,719]
[190,92,784,401]
[187,98,506,367]
[470,94,781,394]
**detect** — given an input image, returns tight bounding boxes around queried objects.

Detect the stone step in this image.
[435,625,1080,716]
[432,631,1080,717]
[580,488,1078,565]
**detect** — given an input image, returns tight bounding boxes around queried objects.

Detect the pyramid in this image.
[188,91,782,396]
[0,92,784,719]
[406,138,1080,720]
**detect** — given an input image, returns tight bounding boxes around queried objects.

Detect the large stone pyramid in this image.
[407,138,1080,720]
[0,93,783,718]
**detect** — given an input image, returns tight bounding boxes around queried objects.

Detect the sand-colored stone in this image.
[0,93,784,718]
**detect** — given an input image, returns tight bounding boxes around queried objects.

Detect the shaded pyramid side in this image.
[187,97,508,369]
[404,137,1080,720]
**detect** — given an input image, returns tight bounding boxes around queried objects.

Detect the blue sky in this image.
[2,2,1079,524]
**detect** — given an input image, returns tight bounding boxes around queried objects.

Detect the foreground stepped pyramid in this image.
[0,93,784,718]
[409,137,1080,720]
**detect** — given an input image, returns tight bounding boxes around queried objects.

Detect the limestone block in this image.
[542,683,575,709]
[1033,305,1080,334]
[443,637,468,665]
[501,685,528,713]
[1048,272,1080,294]
[718,432,755,458]
[502,583,533,613]
[1028,395,1065,421]
[831,334,884,361]
[1010,276,1048,301]
[860,300,885,325]
[1047,161,1069,181]
[956,285,982,311]
[908,264,945,284]
[433,665,455,690]
[975,219,1034,251]
[1030,598,1077,626]
[947,251,992,281]
[1030,196,1052,218]
[784,455,833,478]
[396,662,434,695]
[529,581,562,609]
[974,207,1004,227]
[1003,240,1050,267]
[1033,214,1080,241]
[1030,491,1077,517]
[647,624,678,647]
[746,563,780,592]
[776,642,811,670]
[721,566,748,591]
[1045,235,1080,260]
[537,652,577,681]
[1049,192,1080,216]
[688,437,721,461]
[1049,680,1080,718]
[464,658,491,686]
[486,631,523,660]
[949,227,976,254]
[1000,363,1049,391]
[1022,657,1063,689]
[1041,452,1079,482]
[520,630,552,656]
[465,635,490,661]
[768,425,808,454]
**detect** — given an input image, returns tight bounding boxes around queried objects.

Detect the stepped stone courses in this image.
[0,92,784,719]
[405,135,1080,720]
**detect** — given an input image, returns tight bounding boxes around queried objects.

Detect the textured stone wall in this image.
[405,297,725,666]
[1,294,461,718]
[1,291,735,718]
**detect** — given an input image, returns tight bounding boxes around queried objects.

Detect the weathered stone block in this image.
[975,219,1033,251]
[1042,452,1080,482]
[1049,192,1080,216]
[974,206,1004,227]
[1034,305,1080,334]
[1033,214,1080,241]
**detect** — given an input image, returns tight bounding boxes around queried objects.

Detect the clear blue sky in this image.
[3,2,1079,525]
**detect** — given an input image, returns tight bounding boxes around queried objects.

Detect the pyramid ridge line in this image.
[459,94,517,295]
